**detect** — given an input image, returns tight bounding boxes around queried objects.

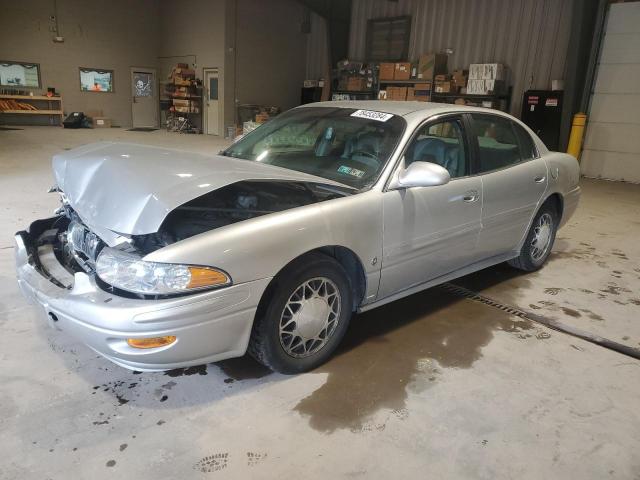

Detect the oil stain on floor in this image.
[294,286,532,433]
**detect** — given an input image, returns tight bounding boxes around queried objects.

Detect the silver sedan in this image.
[14,101,580,373]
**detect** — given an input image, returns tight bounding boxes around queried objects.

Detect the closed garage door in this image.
[581,1,640,183]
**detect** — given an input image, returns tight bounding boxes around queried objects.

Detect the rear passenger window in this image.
[471,115,523,173]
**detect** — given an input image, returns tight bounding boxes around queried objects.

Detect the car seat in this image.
[342,132,382,168]
[411,138,462,178]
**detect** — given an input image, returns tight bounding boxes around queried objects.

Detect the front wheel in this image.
[248,254,353,374]
[508,203,558,272]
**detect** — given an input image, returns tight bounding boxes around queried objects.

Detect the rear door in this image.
[379,115,483,298]
[470,113,547,259]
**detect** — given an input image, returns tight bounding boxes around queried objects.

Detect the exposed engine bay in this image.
[40,180,351,277]
[131,180,351,254]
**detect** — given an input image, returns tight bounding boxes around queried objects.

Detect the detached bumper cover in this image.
[14,220,271,371]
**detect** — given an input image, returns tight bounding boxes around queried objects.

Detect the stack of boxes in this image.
[168,64,200,114]
[378,54,447,101]
[466,63,505,95]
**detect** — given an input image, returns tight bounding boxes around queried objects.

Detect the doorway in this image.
[204,68,220,135]
[130,67,158,128]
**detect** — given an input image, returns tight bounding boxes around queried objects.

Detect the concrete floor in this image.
[1,126,639,479]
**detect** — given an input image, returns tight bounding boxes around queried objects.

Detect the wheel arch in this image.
[254,246,367,322]
[543,192,564,219]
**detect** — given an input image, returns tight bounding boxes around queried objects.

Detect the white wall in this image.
[581,2,640,183]
[0,0,160,127]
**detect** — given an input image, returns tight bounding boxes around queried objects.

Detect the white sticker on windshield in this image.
[350,109,393,122]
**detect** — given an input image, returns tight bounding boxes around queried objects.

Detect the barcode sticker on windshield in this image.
[351,110,393,122]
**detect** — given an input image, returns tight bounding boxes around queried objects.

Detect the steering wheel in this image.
[350,149,377,160]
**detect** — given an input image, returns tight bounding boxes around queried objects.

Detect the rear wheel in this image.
[508,203,558,272]
[248,254,352,374]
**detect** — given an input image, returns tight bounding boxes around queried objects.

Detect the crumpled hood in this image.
[53,142,347,235]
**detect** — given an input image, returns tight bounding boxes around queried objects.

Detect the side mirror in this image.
[389,160,451,190]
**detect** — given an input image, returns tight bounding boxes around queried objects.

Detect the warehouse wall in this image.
[0,0,160,127]
[581,2,640,183]
[159,0,228,132]
[305,11,329,81]
[234,0,308,112]
[347,0,574,117]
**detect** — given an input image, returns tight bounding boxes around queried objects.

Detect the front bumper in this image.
[14,218,271,371]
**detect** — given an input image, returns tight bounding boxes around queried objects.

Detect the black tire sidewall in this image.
[257,256,353,374]
[521,204,558,270]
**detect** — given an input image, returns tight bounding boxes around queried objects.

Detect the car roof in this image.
[297,100,549,154]
[302,100,504,118]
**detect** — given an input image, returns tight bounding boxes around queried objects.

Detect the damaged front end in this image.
[130,180,352,254]
[34,180,351,298]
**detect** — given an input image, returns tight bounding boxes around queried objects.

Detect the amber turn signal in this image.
[127,336,177,349]
[187,267,230,289]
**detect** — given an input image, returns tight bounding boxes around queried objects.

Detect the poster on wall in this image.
[0,62,40,87]
[133,72,152,97]
[80,68,114,92]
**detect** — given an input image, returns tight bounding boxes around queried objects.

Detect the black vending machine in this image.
[520,90,563,151]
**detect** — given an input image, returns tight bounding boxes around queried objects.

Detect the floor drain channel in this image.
[441,282,640,361]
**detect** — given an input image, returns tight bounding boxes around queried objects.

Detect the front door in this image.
[204,68,220,135]
[379,116,483,298]
[131,67,158,128]
[469,113,548,258]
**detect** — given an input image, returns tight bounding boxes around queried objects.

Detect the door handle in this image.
[534,175,546,183]
[463,190,479,203]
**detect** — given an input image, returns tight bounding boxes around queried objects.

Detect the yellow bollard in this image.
[567,113,587,160]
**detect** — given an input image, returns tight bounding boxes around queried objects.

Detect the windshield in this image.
[222,107,406,189]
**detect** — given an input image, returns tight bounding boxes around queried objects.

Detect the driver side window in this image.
[405,118,468,178]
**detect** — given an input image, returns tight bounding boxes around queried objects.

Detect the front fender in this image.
[144,190,384,304]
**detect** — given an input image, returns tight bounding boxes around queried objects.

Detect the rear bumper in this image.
[560,185,581,227]
[14,218,271,371]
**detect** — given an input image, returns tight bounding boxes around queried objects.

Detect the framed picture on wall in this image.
[79,67,114,92]
[0,61,41,88]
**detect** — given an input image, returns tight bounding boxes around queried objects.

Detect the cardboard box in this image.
[173,76,192,86]
[452,69,468,92]
[386,86,407,100]
[466,79,505,95]
[255,112,270,123]
[469,63,504,80]
[406,87,415,101]
[346,77,367,91]
[92,117,112,128]
[417,53,448,80]
[173,99,190,108]
[434,81,453,93]
[394,62,411,80]
[378,90,388,100]
[174,67,195,77]
[379,63,396,81]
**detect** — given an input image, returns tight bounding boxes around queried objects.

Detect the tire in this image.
[248,253,353,374]
[508,202,558,272]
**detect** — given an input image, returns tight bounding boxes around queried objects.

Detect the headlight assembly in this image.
[95,247,231,295]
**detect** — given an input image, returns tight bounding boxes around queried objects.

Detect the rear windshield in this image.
[222,107,406,189]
